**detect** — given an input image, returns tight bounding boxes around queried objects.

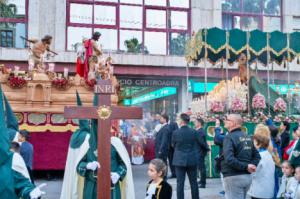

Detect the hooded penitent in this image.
[70,91,90,148]
[0,86,14,196]
[4,95,19,141]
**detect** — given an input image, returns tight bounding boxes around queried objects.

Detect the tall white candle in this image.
[14,66,20,76]
[48,63,55,72]
[64,68,69,78]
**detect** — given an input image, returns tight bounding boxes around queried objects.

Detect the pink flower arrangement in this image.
[274,97,286,113]
[252,93,266,110]
[210,101,225,113]
[231,98,245,112]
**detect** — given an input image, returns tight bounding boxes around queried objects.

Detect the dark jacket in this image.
[214,127,225,156]
[168,122,178,148]
[20,141,34,169]
[221,128,261,177]
[280,130,290,153]
[196,128,209,157]
[155,124,170,159]
[146,180,172,199]
[172,125,201,167]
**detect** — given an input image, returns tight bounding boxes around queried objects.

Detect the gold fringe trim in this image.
[19,123,78,133]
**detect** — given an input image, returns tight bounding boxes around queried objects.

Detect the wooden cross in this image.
[64,79,143,199]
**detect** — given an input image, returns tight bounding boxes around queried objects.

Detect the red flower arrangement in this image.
[52,78,70,90]
[8,75,26,89]
[85,78,97,90]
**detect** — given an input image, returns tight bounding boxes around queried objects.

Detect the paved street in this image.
[35,164,224,199]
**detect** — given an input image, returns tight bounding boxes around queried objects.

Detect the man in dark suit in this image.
[172,113,201,199]
[194,117,209,188]
[167,121,179,178]
[155,114,170,164]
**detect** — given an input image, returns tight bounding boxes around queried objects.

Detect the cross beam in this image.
[64,80,142,199]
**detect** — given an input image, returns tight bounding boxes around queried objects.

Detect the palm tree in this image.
[0,0,17,19]
[124,38,149,54]
[170,33,187,56]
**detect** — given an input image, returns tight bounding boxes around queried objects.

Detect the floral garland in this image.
[52,78,70,90]
[7,75,26,89]
[274,97,287,113]
[210,101,225,114]
[252,93,266,110]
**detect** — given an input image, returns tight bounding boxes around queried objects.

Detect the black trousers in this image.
[27,166,34,184]
[198,155,206,185]
[175,166,199,199]
[168,147,176,177]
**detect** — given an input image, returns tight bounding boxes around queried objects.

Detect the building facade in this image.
[1,0,300,115]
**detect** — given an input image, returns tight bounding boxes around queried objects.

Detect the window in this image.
[222,0,282,31]
[293,17,300,31]
[67,0,191,55]
[1,30,13,47]
[0,0,28,48]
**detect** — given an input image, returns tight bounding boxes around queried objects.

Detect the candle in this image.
[58,73,62,79]
[48,63,55,72]
[28,60,34,71]
[14,66,20,76]
[64,68,69,78]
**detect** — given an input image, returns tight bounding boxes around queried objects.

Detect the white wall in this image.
[191,0,222,32]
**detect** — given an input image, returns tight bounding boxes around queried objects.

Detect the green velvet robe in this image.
[0,154,35,199]
[77,145,127,199]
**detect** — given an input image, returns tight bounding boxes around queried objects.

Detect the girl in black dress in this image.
[145,159,172,199]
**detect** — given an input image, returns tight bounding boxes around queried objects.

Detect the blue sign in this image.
[123,87,177,105]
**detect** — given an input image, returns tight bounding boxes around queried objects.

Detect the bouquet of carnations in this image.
[231,98,245,112]
[274,97,286,113]
[210,101,225,114]
[8,75,26,89]
[52,77,70,90]
[85,78,97,90]
[252,93,266,110]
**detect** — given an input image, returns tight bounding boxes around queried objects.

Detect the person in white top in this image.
[277,161,295,198]
[248,124,275,199]
[285,166,300,199]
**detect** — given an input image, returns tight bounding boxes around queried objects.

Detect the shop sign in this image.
[119,78,180,87]
[124,87,177,105]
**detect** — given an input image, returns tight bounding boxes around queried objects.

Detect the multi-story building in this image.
[1,0,300,116]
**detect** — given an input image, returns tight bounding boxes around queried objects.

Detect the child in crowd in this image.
[10,141,20,153]
[146,159,172,199]
[277,161,295,198]
[248,124,275,199]
[284,166,300,199]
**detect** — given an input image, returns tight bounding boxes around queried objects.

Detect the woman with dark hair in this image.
[280,121,291,158]
[284,126,300,160]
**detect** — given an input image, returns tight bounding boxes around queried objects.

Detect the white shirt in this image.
[145,182,158,199]
[248,150,275,198]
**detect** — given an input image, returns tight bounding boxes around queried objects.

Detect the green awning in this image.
[185,27,300,66]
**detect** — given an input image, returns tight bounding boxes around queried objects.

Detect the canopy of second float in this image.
[185,27,300,66]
